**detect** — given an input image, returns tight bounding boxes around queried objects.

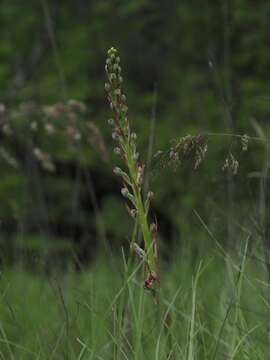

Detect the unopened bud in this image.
[147,191,154,200]
[131,132,137,141]
[108,118,115,126]
[114,89,121,96]
[110,73,116,81]
[113,167,122,175]
[108,47,117,57]
[105,83,110,91]
[112,132,119,140]
[121,187,129,197]
[130,209,137,218]
[137,165,144,185]
[241,134,249,152]
[114,147,121,155]
[133,243,146,259]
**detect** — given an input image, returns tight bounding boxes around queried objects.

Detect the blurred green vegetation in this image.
[0,0,269,264]
[0,243,269,359]
[1,2,270,358]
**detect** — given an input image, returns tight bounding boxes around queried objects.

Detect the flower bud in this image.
[133,243,146,259]
[241,134,249,152]
[136,165,144,185]
[114,147,121,155]
[121,187,135,204]
[147,191,154,200]
[104,83,110,91]
[121,104,128,113]
[113,167,122,175]
[107,118,115,126]
[108,47,117,58]
[114,89,121,96]
[130,209,137,218]
[112,132,120,140]
[131,132,137,141]
[121,187,129,197]
[110,73,116,81]
[145,192,154,214]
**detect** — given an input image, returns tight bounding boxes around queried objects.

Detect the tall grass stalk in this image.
[104,47,159,291]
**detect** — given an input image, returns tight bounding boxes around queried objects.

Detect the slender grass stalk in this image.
[105,47,159,290]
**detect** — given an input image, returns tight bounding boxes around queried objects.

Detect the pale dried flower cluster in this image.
[154,134,208,172]
[241,134,249,152]
[0,100,107,172]
[33,148,55,173]
[222,153,239,176]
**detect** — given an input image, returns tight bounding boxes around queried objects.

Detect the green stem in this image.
[124,136,156,275]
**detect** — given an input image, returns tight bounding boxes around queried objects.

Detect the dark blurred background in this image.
[0,0,269,269]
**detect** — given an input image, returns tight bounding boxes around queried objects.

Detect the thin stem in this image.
[204,132,270,144]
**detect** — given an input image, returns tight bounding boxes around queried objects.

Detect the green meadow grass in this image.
[0,237,269,359]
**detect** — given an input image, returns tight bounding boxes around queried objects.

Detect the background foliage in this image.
[0,0,269,266]
[2,2,270,359]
